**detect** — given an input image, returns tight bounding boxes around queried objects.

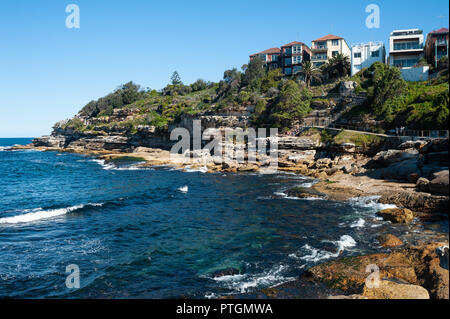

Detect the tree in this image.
[190,79,209,92]
[170,71,182,85]
[325,53,351,79]
[370,63,406,117]
[299,61,322,88]
[261,68,283,93]
[242,57,266,92]
[269,80,312,130]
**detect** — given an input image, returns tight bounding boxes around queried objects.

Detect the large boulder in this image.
[372,149,419,166]
[377,159,420,181]
[428,170,449,195]
[362,280,429,299]
[377,234,404,248]
[377,208,414,223]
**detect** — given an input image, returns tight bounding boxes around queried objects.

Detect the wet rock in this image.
[376,208,414,223]
[362,280,429,299]
[428,170,449,195]
[379,191,449,215]
[377,234,404,248]
[211,268,241,278]
[286,187,327,199]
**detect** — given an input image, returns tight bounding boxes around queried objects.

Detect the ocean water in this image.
[0,138,443,298]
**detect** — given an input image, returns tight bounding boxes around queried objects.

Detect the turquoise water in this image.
[0,138,429,298]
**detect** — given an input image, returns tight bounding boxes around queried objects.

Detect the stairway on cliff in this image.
[302,92,368,127]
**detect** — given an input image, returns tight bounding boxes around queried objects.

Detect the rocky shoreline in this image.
[12,127,449,299]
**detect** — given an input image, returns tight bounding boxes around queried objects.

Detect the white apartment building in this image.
[389,29,425,68]
[389,29,428,81]
[351,42,386,75]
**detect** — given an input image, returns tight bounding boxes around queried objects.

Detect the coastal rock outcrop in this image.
[302,242,449,299]
[362,280,430,299]
[376,208,415,224]
[377,234,404,248]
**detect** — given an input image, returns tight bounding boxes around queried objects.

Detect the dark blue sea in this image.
[0,138,444,298]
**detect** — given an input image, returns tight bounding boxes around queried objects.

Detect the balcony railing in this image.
[312,45,327,50]
[312,55,327,60]
[436,39,448,46]
[393,42,423,51]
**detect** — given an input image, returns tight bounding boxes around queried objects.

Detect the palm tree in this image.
[299,61,322,88]
[328,53,351,78]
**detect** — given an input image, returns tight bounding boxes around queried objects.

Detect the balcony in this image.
[391,42,423,52]
[312,55,327,61]
[436,39,448,46]
[311,44,327,51]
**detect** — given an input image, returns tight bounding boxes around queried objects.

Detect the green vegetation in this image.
[63,57,448,137]
[333,130,383,147]
[348,62,449,130]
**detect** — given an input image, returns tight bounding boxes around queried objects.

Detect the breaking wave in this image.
[0,203,104,225]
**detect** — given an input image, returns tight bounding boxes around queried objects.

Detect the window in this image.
[393,58,419,68]
[271,55,278,61]
[293,46,301,54]
[332,39,339,46]
[393,42,421,50]
[354,52,361,58]
[285,68,292,75]
[371,50,380,57]
[293,56,302,64]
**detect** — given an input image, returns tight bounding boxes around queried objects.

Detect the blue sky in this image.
[0,0,448,137]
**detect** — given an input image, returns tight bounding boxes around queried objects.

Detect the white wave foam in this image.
[0,146,10,151]
[0,203,104,225]
[350,218,365,228]
[178,185,189,193]
[184,166,208,173]
[92,159,146,171]
[348,196,397,211]
[210,264,294,294]
[296,235,357,263]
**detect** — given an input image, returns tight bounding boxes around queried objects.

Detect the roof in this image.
[249,47,281,57]
[281,41,307,47]
[429,27,449,34]
[312,34,343,42]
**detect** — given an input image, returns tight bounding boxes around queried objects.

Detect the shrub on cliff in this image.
[267,80,312,131]
[79,81,145,118]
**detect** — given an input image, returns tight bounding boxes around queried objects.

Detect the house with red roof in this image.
[310,34,351,67]
[279,41,311,76]
[249,42,311,76]
[249,48,281,69]
[425,27,449,67]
